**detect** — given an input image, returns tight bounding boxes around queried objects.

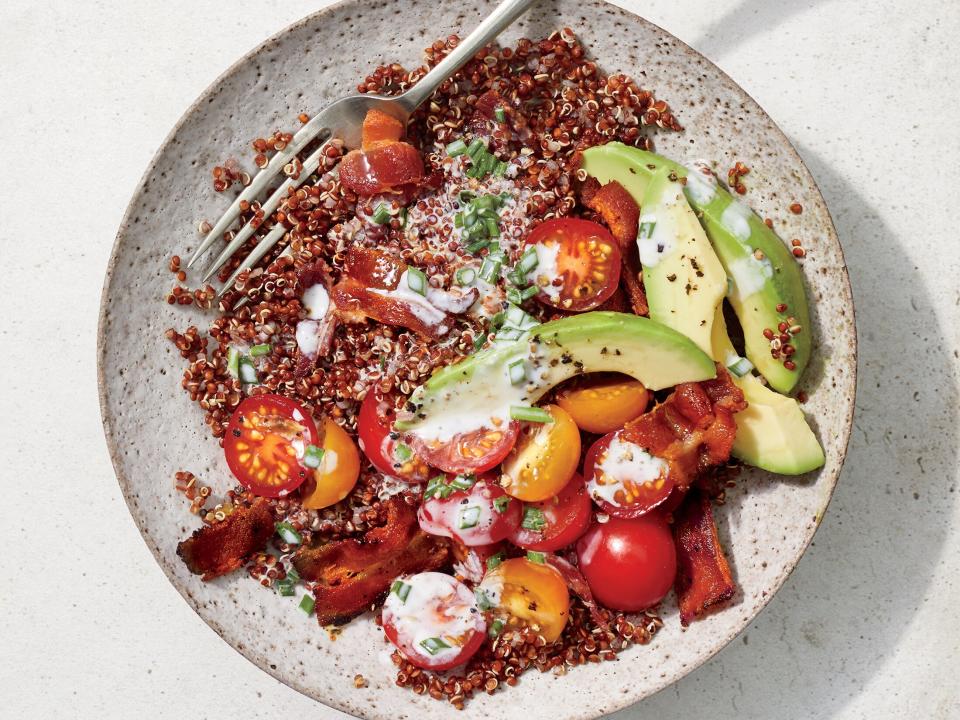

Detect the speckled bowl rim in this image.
[97,1,857,716]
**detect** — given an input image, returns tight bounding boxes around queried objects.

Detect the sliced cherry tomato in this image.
[555,373,649,434]
[478,557,570,642]
[582,430,674,519]
[525,218,621,311]
[224,394,319,498]
[338,142,424,196]
[357,390,431,482]
[507,474,592,552]
[500,404,580,502]
[382,572,487,671]
[409,421,519,475]
[418,477,521,546]
[576,514,676,612]
[299,417,361,509]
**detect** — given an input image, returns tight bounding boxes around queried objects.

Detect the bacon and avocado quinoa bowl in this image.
[99,2,855,717]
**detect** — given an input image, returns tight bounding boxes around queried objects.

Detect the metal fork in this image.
[186,0,536,297]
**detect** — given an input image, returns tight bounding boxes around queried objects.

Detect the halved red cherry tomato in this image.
[382,571,487,671]
[576,514,676,612]
[338,142,424,196]
[507,474,592,552]
[224,394,319,497]
[525,218,621,312]
[478,557,570,642]
[299,417,361,509]
[500,404,580,502]
[582,431,674,519]
[418,476,522,547]
[555,373,649,434]
[408,422,519,475]
[357,390,431,482]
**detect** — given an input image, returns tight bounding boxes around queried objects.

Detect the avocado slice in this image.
[637,166,727,355]
[582,142,811,394]
[710,308,824,473]
[396,312,716,440]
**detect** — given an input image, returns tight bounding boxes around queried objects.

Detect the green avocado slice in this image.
[581,142,811,394]
[395,312,716,439]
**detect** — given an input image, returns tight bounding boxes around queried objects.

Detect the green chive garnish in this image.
[728,356,754,377]
[303,444,325,469]
[475,589,495,611]
[493,495,511,513]
[466,237,490,254]
[390,579,411,602]
[250,343,271,357]
[276,521,303,545]
[372,203,391,225]
[275,579,296,596]
[494,107,506,123]
[526,550,546,564]
[510,405,554,424]
[520,285,538,301]
[454,211,464,228]
[519,246,539,273]
[458,505,481,529]
[466,138,486,158]
[521,506,546,532]
[455,267,476,286]
[484,217,500,238]
[507,358,526,386]
[486,552,504,570]
[445,139,468,157]
[638,220,657,239]
[406,267,427,296]
[488,618,504,638]
[479,257,501,283]
[394,443,413,462]
[298,594,315,615]
[227,347,240,378]
[449,475,476,490]
[420,637,451,656]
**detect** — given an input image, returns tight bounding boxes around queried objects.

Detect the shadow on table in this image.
[614,140,959,719]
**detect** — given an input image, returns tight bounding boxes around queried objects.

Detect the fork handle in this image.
[398,0,537,112]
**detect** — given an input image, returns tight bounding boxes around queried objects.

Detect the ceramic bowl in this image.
[98,1,857,717]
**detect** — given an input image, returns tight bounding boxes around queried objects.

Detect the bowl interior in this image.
[98,1,856,718]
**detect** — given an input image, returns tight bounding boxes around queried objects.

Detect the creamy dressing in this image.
[295,319,323,357]
[381,572,483,664]
[301,284,330,320]
[587,432,668,507]
[532,242,562,299]
[726,252,774,302]
[720,200,754,241]
[683,162,718,206]
[370,270,448,327]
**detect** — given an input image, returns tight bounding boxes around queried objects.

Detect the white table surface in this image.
[2,0,958,717]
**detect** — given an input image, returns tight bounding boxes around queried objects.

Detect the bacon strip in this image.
[673,491,735,625]
[622,365,746,491]
[177,499,275,581]
[292,497,450,625]
[330,247,460,340]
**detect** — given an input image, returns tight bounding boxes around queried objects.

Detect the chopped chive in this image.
[486,552,504,570]
[276,521,303,545]
[521,506,547,531]
[506,287,524,306]
[504,303,529,328]
[638,219,657,239]
[406,267,428,296]
[454,211,464,228]
[372,203,392,225]
[250,343,271,357]
[488,618,505,638]
[493,160,508,177]
[511,405,554,424]
[459,191,476,203]
[519,246,539,273]
[399,207,408,229]
[298,594,315,615]
[485,217,500,238]
[466,138,486,158]
[520,285,538,301]
[475,589,495,611]
[420,637,451,656]
[466,237,490,254]
[390,579,411,602]
[455,267,476,286]
[449,474,476,490]
[275,579,296,596]
[425,475,453,500]
[479,257,502,283]
[506,268,527,287]
[728,356,754,377]
[474,194,499,210]
[303,444,325,469]
[479,152,497,177]
[227,347,240,378]
[507,358,527,385]
[494,326,523,342]
[493,495,512,513]
[393,443,413,462]
[473,333,488,351]
[465,164,482,179]
[494,107,506,123]
[463,205,479,227]
[458,505,481,529]
[285,566,300,584]
[526,550,547,564]
[445,139,468,157]
[238,358,258,384]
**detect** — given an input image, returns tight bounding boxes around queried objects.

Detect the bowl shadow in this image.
[612,142,959,719]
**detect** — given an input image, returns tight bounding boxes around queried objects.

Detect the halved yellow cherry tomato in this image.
[555,373,649,433]
[500,404,580,502]
[300,417,360,509]
[479,557,570,642]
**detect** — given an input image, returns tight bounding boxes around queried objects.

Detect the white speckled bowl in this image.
[97,1,856,717]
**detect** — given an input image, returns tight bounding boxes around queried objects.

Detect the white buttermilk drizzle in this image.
[301,284,330,320]
[370,270,448,328]
[720,200,754,241]
[683,161,718,206]
[532,242,562,299]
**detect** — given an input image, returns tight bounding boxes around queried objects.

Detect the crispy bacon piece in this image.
[581,177,639,248]
[361,109,404,149]
[176,499,275,581]
[292,497,450,625]
[330,247,458,339]
[622,366,746,491]
[620,244,649,316]
[673,491,735,625]
[546,554,610,631]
